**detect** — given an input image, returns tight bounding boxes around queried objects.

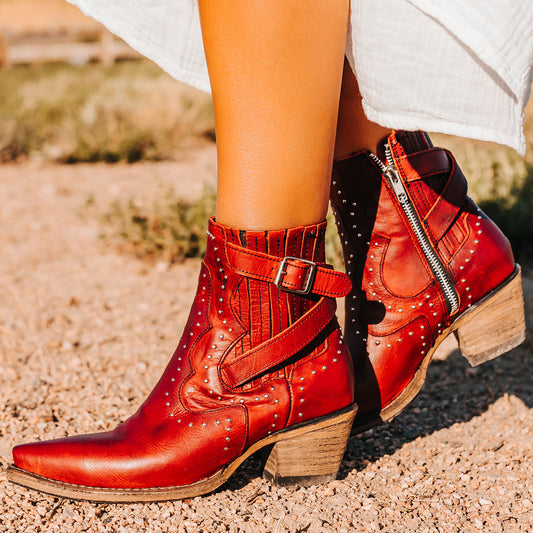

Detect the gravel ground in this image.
[1,148,532,532]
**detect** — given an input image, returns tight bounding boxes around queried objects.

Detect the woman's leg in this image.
[198,0,349,229]
[9,1,358,500]
[334,58,390,158]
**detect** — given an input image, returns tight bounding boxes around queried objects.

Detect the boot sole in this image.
[351,264,526,435]
[7,404,356,503]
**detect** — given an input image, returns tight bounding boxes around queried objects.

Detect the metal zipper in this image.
[369,146,459,315]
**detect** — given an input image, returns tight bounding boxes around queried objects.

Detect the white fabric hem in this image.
[363,103,527,156]
[66,0,211,93]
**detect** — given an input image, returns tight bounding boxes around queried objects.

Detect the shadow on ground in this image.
[222,276,533,491]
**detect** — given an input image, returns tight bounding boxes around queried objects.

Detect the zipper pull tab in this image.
[384,165,409,204]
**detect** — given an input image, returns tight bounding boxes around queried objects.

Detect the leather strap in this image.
[401,148,451,182]
[225,242,352,298]
[220,297,336,388]
[423,151,468,242]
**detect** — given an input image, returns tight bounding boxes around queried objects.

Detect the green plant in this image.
[478,164,533,266]
[102,186,217,263]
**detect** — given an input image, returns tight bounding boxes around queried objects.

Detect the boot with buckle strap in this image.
[8,217,356,502]
[330,130,526,435]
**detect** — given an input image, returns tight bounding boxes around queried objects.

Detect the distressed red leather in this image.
[331,130,515,420]
[12,218,354,489]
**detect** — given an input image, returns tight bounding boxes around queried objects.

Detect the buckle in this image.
[274,256,317,295]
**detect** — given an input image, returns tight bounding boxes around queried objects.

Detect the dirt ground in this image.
[0,146,532,532]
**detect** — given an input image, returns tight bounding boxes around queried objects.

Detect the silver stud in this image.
[274,399,279,403]
[312,370,316,375]
[166,402,170,406]
[387,344,391,348]
[202,422,207,427]
[207,355,212,359]
[189,422,193,427]
[409,332,413,336]
[177,419,181,423]
[170,413,174,417]
[255,397,260,401]
[369,267,373,272]
[204,365,208,369]
[375,340,380,345]
[204,379,209,383]
[171,378,175,382]
[322,366,327,370]
[274,414,279,419]
[177,368,181,372]
[300,399,305,403]
[224,447,228,451]
[222,319,227,324]
[219,334,224,339]
[209,390,213,394]
[370,255,374,259]
[333,358,338,362]
[298,413,304,417]
[228,328,233,333]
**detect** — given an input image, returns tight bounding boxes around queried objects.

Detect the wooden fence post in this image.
[100,29,115,66]
[0,32,8,68]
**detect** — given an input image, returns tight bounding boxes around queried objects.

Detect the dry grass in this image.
[0,61,214,163]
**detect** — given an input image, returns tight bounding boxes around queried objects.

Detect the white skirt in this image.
[68,0,533,154]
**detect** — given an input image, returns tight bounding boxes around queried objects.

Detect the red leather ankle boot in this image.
[330,130,526,434]
[8,218,356,502]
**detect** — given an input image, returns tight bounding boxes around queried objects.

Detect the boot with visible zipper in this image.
[8,217,356,502]
[331,130,526,435]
